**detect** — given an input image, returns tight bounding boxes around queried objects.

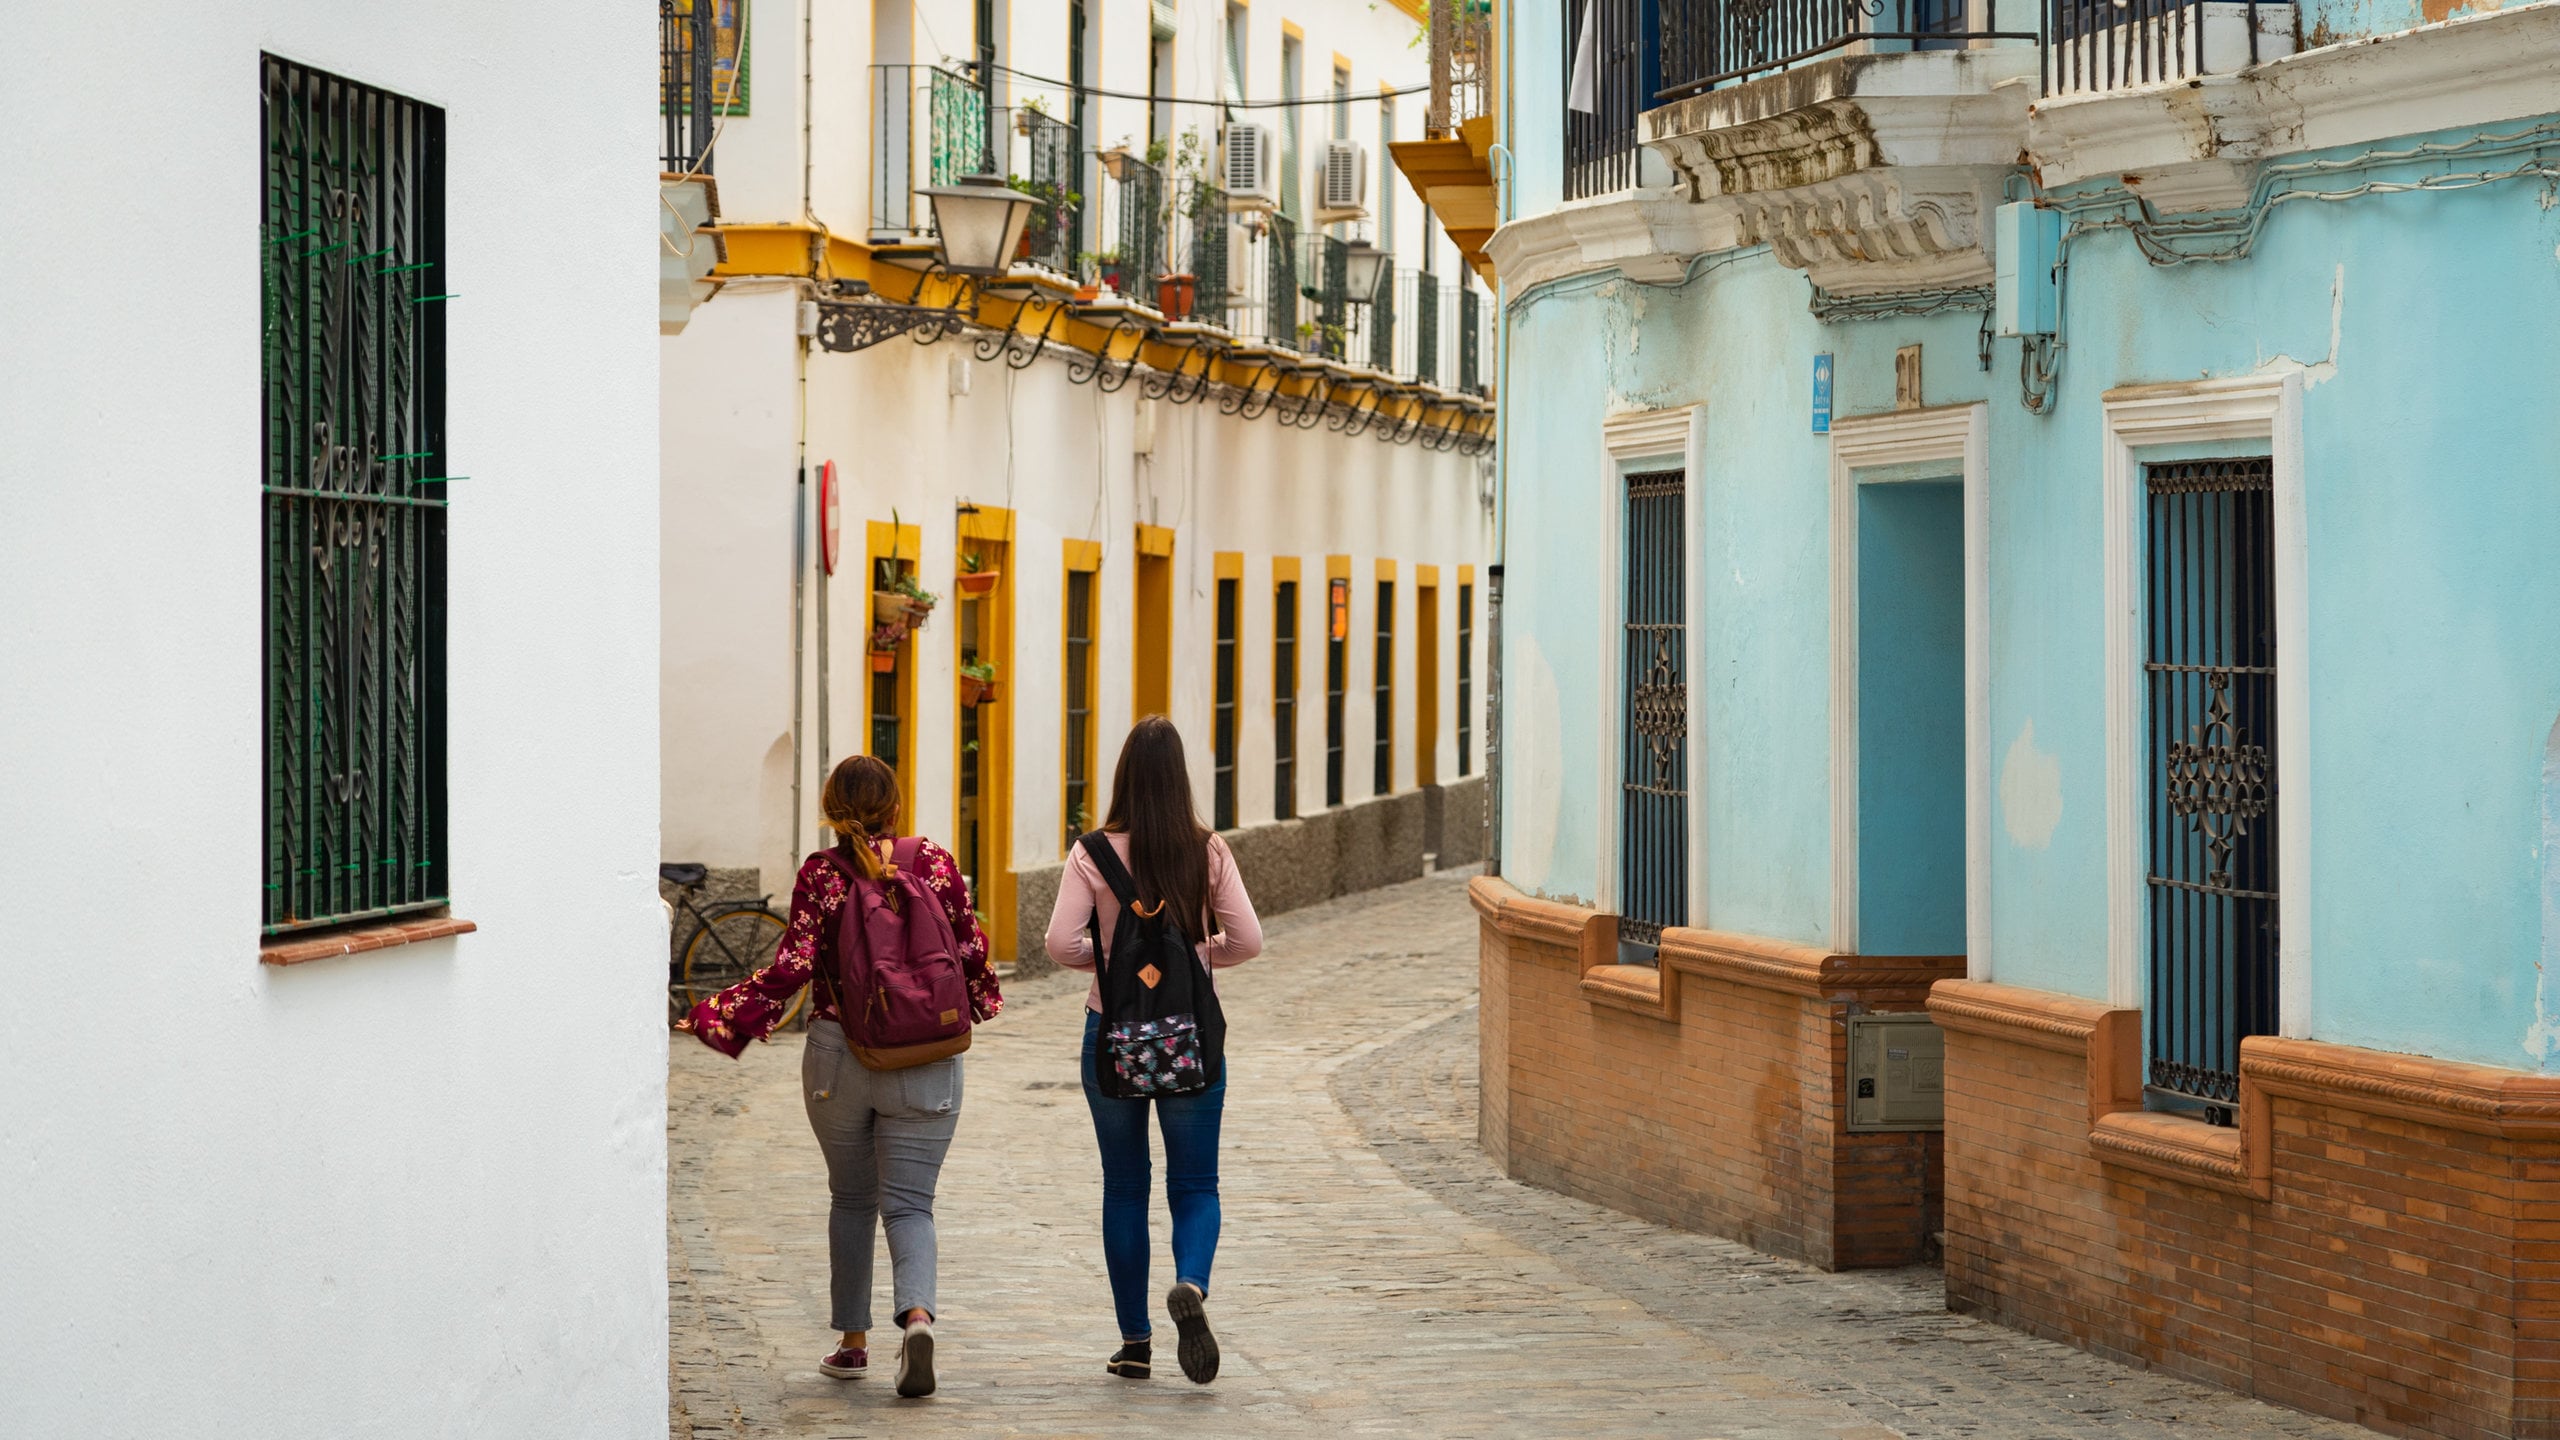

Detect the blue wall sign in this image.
[1812,353,1834,434]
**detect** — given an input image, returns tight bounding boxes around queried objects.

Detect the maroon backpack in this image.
[815,837,974,1070]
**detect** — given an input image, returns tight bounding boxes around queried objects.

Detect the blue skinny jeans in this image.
[1081,1008,1226,1342]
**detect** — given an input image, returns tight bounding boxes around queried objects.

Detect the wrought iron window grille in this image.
[262,55,449,936]
[2143,457,2279,1123]
[1619,470,1689,958]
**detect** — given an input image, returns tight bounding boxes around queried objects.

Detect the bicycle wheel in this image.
[677,907,800,1034]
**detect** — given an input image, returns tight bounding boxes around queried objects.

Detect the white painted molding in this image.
[1594,405,1706,932]
[1683,407,1712,931]
[2031,0,2560,213]
[1827,404,1989,967]
[1603,406,1700,462]
[1484,189,1745,294]
[2098,375,2306,1027]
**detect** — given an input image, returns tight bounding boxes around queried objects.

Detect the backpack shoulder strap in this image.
[1077,831,1141,910]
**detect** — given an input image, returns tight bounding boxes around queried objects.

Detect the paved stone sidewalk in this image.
[670,868,2368,1440]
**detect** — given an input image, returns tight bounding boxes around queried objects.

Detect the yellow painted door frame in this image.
[1134,523,1175,721]
[1062,540,1104,849]
[1416,564,1441,788]
[956,508,1015,963]
[865,519,923,830]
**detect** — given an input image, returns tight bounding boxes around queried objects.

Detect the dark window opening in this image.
[1458,582,1474,777]
[1326,576,1348,806]
[262,55,449,936]
[1620,470,1688,960]
[1275,579,1300,821]
[2144,457,2279,1123]
[1373,580,1396,796]
[1214,577,1239,830]
[1064,568,1094,845]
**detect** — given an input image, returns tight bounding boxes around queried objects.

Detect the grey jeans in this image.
[802,1020,964,1332]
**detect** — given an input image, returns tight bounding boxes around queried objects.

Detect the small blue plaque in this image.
[1811,353,1834,434]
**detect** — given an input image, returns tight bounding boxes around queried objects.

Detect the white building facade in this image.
[662,0,1499,962]
[1,3,667,1434]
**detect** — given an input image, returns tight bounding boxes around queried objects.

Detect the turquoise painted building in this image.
[1455,0,2560,1428]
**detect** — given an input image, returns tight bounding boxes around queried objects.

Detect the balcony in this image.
[1387,0,1500,284]
[1654,0,2037,100]
[871,64,991,241]
[658,0,723,333]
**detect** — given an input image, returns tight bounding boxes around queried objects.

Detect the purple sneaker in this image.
[820,1345,867,1379]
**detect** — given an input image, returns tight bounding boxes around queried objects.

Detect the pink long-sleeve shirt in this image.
[1043,831,1264,1012]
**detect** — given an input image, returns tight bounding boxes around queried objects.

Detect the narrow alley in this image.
[669,872,2363,1440]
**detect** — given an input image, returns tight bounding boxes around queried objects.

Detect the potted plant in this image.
[956,550,1001,595]
[868,623,903,670]
[959,658,999,707]
[1099,142,1135,182]
[888,571,938,626]
[1009,175,1080,266]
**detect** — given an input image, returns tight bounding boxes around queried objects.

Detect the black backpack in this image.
[1080,831,1226,1099]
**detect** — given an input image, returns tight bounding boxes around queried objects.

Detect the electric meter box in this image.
[1993,200,2062,338]
[1846,1013,1946,1132]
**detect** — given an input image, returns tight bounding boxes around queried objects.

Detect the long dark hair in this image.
[1102,716,1213,938]
[821,754,902,881]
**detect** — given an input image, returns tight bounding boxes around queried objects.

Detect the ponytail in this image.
[820,755,901,880]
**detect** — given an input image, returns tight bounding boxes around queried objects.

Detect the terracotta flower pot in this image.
[956,571,1000,595]
[960,676,993,707]
[869,650,898,673]
[1156,273,1197,321]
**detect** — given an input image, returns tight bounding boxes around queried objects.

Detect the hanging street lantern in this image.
[1342,238,1390,306]
[920,174,1040,277]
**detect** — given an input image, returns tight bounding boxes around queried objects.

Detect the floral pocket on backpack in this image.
[1102,1015,1206,1095]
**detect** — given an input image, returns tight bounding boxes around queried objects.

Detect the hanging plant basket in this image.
[956,570,1000,596]
[960,676,997,707]
[869,650,899,673]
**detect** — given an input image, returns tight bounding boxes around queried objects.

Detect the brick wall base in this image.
[1472,876,1962,1270]
[1931,978,2560,1440]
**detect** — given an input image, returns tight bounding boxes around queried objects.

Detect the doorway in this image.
[955,518,1013,961]
[1855,479,1965,955]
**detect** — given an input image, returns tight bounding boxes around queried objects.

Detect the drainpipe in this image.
[1483,0,1518,878]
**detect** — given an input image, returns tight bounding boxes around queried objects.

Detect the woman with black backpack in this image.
[682,754,1003,1400]
[1044,715,1264,1385]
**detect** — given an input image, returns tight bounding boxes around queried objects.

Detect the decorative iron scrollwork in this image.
[2163,671,2270,889]
[1630,640,1687,784]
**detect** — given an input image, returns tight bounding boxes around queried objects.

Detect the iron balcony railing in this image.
[659,0,714,173]
[1173,177,1231,329]
[1565,0,1647,198]
[1087,154,1168,296]
[2046,0,2275,95]
[1426,0,1500,135]
[1656,0,2038,100]
[871,64,987,238]
[999,105,1084,273]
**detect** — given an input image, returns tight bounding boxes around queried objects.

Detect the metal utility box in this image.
[1846,1013,1946,1132]
[1993,201,2062,338]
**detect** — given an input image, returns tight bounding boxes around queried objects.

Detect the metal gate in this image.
[2144,457,2279,1118]
[1619,471,1688,956]
[262,56,447,934]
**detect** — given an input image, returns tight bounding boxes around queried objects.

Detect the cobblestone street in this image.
[669,870,2368,1440]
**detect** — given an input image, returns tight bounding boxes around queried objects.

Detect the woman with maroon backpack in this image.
[1044,716,1265,1385]
[683,754,1001,1400]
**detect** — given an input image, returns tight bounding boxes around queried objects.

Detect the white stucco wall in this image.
[0,4,666,1435]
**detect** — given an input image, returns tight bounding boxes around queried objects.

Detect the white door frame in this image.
[1828,403,1990,972]
[2099,374,2308,1030]
[1599,406,1707,929]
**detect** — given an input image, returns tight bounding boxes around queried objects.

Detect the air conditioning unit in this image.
[1224,123,1278,211]
[1320,139,1369,213]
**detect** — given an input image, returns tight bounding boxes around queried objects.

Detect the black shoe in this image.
[1166,1283,1219,1384]
[1106,1341,1152,1379]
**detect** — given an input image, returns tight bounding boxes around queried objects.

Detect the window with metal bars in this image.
[1326,577,1348,805]
[872,555,909,768]
[1458,582,1474,777]
[1620,471,1688,959]
[1275,579,1300,820]
[2144,457,2279,1122]
[1214,577,1239,830]
[1374,580,1396,796]
[1563,0,1647,200]
[1064,568,1096,845]
[262,56,448,937]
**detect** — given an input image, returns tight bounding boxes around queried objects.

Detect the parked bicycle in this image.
[661,862,806,1031]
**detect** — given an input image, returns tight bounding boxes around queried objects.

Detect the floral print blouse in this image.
[686,837,1003,1058]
